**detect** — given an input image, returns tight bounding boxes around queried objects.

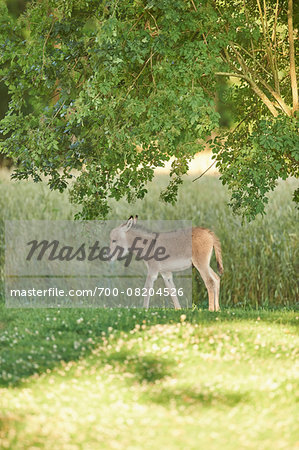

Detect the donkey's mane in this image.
[131,224,157,235]
[131,223,186,236]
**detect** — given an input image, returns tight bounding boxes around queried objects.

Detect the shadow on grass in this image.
[0,296,297,388]
[103,350,250,407]
[105,352,174,383]
[146,387,249,408]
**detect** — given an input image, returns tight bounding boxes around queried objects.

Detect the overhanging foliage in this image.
[0,0,298,219]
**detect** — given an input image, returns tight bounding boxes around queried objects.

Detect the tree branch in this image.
[287,0,298,113]
[230,43,291,116]
[233,43,271,76]
[216,71,279,117]
[124,52,157,100]
[226,44,279,116]
[272,0,281,94]
[256,0,279,90]
[243,0,256,63]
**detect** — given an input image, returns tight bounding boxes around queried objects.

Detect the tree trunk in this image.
[288,0,298,113]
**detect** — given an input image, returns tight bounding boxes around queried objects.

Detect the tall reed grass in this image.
[0,171,298,308]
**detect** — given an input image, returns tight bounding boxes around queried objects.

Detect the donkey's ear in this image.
[122,216,134,231]
[133,215,138,225]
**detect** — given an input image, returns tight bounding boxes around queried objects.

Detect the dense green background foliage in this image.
[0,0,298,219]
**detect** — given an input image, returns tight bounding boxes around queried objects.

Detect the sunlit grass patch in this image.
[0,309,298,449]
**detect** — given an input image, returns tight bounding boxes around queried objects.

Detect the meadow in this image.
[0,173,298,449]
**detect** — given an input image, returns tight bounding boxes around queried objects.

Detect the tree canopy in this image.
[0,0,298,219]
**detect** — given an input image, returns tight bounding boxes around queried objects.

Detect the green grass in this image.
[0,173,298,449]
[0,307,298,449]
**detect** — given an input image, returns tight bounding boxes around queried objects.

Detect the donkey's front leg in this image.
[143,271,158,308]
[161,272,181,309]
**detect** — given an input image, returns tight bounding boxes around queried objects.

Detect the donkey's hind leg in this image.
[193,263,216,312]
[192,227,222,311]
[210,268,220,311]
[161,272,181,309]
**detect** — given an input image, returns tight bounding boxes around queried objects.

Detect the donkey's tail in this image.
[212,233,224,275]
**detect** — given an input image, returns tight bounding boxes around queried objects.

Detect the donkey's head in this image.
[109,215,138,260]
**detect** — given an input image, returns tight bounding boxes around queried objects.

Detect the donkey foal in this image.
[109,217,223,311]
